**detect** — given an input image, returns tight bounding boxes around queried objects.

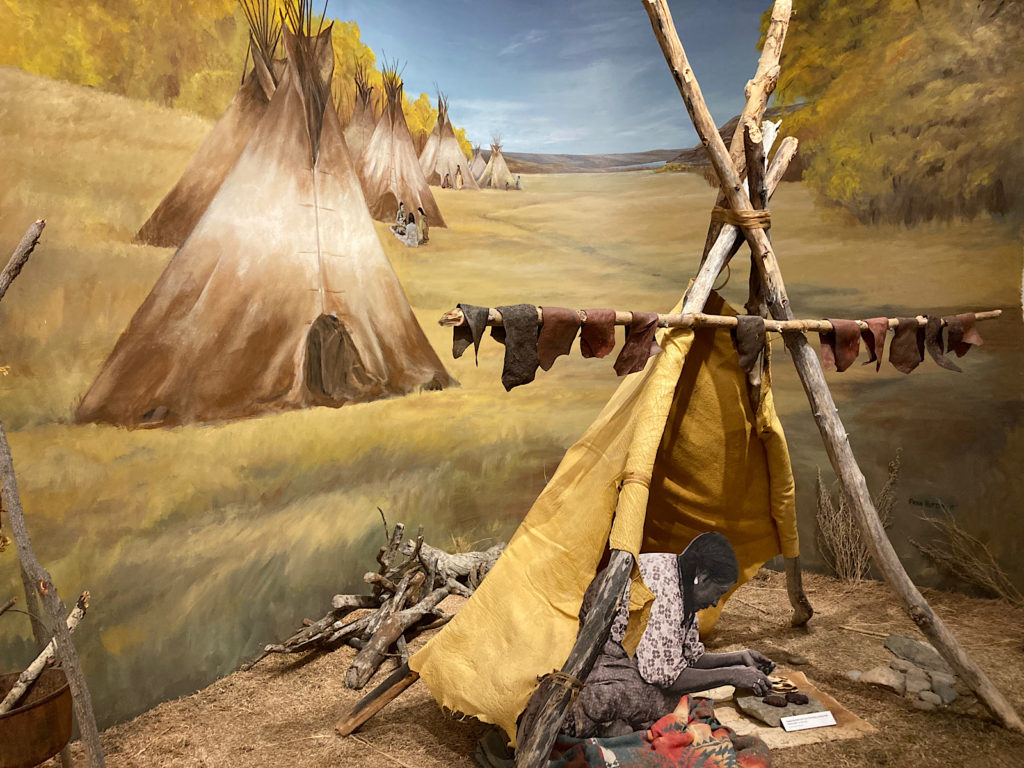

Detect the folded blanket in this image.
[550,695,771,768]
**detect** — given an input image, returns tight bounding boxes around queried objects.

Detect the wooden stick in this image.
[331,594,379,611]
[785,555,813,627]
[0,592,88,713]
[19,562,49,651]
[440,307,1002,334]
[514,551,634,767]
[839,624,889,639]
[0,220,44,305]
[643,0,1024,734]
[336,662,420,736]
[0,596,14,618]
[346,586,450,690]
[700,1,791,262]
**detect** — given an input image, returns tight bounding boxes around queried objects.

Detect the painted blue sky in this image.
[327,1,774,155]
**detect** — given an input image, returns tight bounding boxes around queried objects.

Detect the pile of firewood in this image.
[247,522,505,689]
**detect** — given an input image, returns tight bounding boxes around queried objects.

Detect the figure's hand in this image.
[730,666,770,696]
[739,649,776,675]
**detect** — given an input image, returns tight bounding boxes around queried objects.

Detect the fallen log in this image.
[345,585,451,690]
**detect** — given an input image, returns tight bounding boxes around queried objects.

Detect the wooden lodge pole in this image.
[642,0,1024,733]
[699,0,791,262]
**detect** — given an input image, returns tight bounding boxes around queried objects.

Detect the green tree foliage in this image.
[1,1,470,149]
[763,0,1024,224]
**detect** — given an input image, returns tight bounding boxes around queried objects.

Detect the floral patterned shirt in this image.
[609,552,705,688]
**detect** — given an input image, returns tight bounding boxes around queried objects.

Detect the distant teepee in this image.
[77,14,452,427]
[470,144,486,181]
[344,65,376,162]
[418,92,443,180]
[135,0,282,248]
[478,136,516,190]
[420,94,478,190]
[358,65,446,226]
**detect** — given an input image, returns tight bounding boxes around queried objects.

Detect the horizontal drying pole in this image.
[439,306,1002,334]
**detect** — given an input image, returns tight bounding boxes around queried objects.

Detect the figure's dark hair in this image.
[677,532,739,624]
[408,213,415,223]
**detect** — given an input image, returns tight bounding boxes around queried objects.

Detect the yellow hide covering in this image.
[409,291,799,745]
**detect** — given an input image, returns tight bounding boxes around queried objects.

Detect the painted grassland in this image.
[0,66,1022,728]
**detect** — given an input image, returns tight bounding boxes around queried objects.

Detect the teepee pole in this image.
[699,0,791,263]
[642,0,1024,733]
[514,137,804,767]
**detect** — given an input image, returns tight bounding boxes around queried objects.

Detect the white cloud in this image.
[499,29,546,57]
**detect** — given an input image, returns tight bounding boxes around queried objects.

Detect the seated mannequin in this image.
[565,532,774,738]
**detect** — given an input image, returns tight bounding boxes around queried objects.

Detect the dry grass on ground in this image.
[49,574,1024,768]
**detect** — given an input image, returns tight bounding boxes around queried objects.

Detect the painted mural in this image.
[0,0,1021,762]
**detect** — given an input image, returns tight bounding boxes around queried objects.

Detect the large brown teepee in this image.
[344,66,376,162]
[478,136,516,190]
[77,21,453,428]
[134,1,282,248]
[420,94,478,190]
[358,66,446,226]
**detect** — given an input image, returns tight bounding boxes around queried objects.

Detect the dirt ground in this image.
[49,571,1024,768]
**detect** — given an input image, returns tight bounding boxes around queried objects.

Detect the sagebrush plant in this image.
[815,449,901,582]
[913,508,1023,608]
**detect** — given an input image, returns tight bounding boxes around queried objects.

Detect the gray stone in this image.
[784,653,809,666]
[929,671,957,689]
[913,699,938,712]
[889,658,914,673]
[735,693,826,727]
[934,683,959,705]
[861,665,906,695]
[905,667,931,695]
[844,670,862,683]
[918,690,942,706]
[953,679,972,696]
[884,634,954,674]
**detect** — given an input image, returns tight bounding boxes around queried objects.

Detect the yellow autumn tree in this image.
[763,0,1024,224]
[0,1,472,152]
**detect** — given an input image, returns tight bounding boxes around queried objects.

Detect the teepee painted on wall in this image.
[134,1,282,248]
[478,136,516,190]
[470,144,486,181]
[358,66,446,226]
[344,65,376,162]
[78,22,452,427]
[419,94,478,189]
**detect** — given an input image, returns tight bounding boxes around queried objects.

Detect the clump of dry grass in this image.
[815,450,901,583]
[913,509,1024,608]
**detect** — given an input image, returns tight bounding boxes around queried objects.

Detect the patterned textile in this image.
[610,553,705,688]
[550,696,771,768]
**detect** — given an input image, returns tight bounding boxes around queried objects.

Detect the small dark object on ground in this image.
[763,694,788,707]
